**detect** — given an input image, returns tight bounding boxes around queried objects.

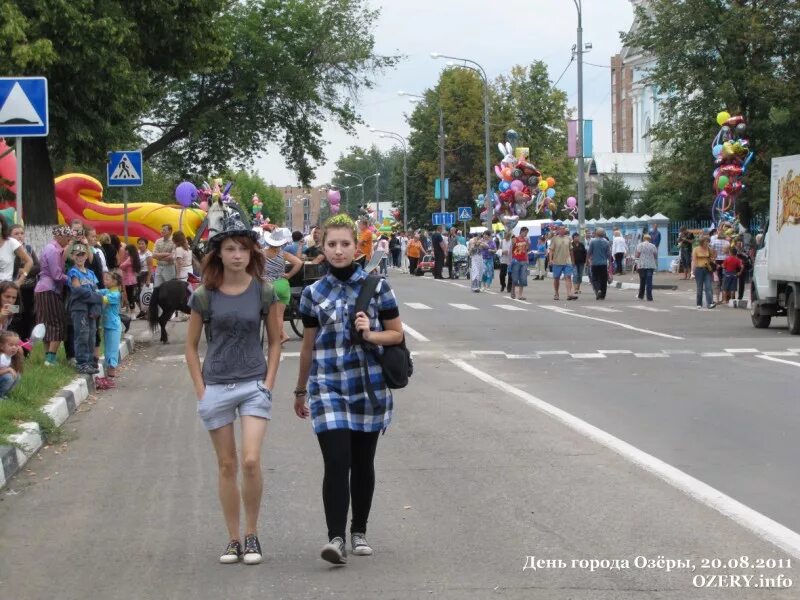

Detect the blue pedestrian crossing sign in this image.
[0,77,49,137]
[107,151,143,187]
[457,206,473,221]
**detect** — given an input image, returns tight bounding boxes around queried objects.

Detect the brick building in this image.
[280,186,325,233]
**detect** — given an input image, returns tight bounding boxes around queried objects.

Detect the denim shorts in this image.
[510,260,528,287]
[552,264,574,279]
[723,273,738,291]
[198,379,272,431]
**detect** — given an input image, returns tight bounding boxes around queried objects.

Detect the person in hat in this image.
[294,214,405,565]
[263,227,303,344]
[185,212,284,566]
[34,226,73,366]
[66,243,103,374]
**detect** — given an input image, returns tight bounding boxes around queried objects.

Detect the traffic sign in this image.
[432,212,455,227]
[0,77,48,137]
[457,206,473,221]
[107,151,143,187]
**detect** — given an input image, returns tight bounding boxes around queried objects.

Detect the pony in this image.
[148,279,192,343]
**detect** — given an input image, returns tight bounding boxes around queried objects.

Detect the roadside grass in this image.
[0,345,77,443]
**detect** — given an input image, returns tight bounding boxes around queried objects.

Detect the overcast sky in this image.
[252,0,635,187]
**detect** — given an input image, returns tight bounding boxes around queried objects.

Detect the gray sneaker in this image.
[351,532,373,556]
[321,537,347,564]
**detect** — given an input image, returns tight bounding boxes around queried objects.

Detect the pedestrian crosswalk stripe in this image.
[405,302,432,310]
[584,306,623,313]
[449,303,479,310]
[701,352,734,357]
[629,305,670,312]
[598,349,633,354]
[724,348,759,353]
[494,304,526,311]
[570,353,606,358]
[634,352,669,358]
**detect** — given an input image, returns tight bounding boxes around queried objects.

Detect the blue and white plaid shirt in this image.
[299,266,399,434]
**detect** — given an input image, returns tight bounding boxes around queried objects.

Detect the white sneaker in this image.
[351,533,373,556]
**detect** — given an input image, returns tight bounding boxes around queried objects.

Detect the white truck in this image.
[751,154,800,333]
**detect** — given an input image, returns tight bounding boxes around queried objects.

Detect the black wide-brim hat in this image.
[208,211,261,251]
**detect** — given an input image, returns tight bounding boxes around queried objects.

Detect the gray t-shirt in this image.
[189,279,269,384]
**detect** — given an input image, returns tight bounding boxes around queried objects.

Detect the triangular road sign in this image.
[458,207,472,220]
[110,154,141,181]
[0,82,43,126]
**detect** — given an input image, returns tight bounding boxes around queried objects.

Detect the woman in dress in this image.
[295,214,404,565]
[262,228,302,344]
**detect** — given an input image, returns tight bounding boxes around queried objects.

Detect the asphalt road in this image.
[0,269,797,599]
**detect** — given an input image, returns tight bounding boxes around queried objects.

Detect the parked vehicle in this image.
[751,154,800,334]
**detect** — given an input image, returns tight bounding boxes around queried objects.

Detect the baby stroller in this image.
[452,244,468,279]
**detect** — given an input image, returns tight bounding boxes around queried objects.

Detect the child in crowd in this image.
[66,244,103,375]
[0,331,24,399]
[99,271,124,377]
[722,248,743,304]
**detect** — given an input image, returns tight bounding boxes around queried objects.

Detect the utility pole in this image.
[576,0,587,233]
[439,106,446,214]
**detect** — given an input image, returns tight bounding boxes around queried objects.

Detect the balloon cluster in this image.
[481,129,558,230]
[251,194,263,219]
[711,111,754,224]
[175,177,234,212]
[564,196,577,218]
[327,189,341,214]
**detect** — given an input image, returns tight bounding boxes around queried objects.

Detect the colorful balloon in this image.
[538,180,549,191]
[717,111,731,126]
[546,177,556,188]
[175,181,197,207]
[546,188,556,199]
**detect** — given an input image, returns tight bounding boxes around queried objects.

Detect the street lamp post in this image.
[431,53,492,232]
[370,127,408,229]
[573,0,587,232]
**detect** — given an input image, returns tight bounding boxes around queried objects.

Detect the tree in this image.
[624,0,800,223]
[492,61,576,213]
[331,145,402,220]
[591,166,632,219]
[224,170,284,224]
[142,0,399,183]
[1,0,226,223]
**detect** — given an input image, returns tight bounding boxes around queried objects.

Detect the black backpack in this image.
[352,275,413,401]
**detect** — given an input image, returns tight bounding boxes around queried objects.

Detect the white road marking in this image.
[506,354,540,359]
[494,304,526,311]
[663,350,696,355]
[405,302,432,310]
[484,290,498,295]
[584,306,623,313]
[471,350,505,356]
[403,324,430,343]
[673,305,704,310]
[701,352,734,357]
[511,298,532,305]
[629,305,670,312]
[538,305,575,313]
[537,350,569,355]
[598,349,633,354]
[757,355,800,368]
[449,303,479,310]
[762,351,799,357]
[634,353,669,358]
[570,353,606,359]
[724,348,760,353]
[539,306,684,340]
[449,358,800,560]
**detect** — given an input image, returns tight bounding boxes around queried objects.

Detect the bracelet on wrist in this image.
[294,388,307,397]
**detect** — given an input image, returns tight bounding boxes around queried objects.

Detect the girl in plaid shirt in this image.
[295,215,404,565]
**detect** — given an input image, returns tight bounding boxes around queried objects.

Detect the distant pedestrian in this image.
[99,271,123,378]
[550,226,577,301]
[611,229,627,275]
[734,239,752,300]
[722,248,744,304]
[498,231,513,292]
[407,234,422,275]
[0,214,33,285]
[533,236,547,280]
[153,224,177,286]
[173,231,193,281]
[510,227,530,300]
[635,234,658,301]
[677,227,694,280]
[185,215,282,566]
[692,236,716,309]
[468,234,487,292]
[0,330,23,399]
[431,226,446,279]
[66,243,103,375]
[481,231,496,290]
[571,233,587,294]
[588,228,612,300]
[377,235,389,275]
[119,244,141,315]
[650,224,662,255]
[294,214,405,565]
[35,226,72,366]
[389,233,401,269]
[710,232,730,304]
[9,224,39,341]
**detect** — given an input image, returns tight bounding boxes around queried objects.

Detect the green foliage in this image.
[224,169,285,224]
[142,0,399,183]
[624,0,800,223]
[331,145,402,220]
[591,166,632,219]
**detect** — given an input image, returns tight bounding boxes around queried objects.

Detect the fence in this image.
[667,215,767,253]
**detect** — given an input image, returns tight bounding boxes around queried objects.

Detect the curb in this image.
[0,333,136,490]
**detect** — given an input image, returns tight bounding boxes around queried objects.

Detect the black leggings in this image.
[125,284,137,310]
[317,429,380,541]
